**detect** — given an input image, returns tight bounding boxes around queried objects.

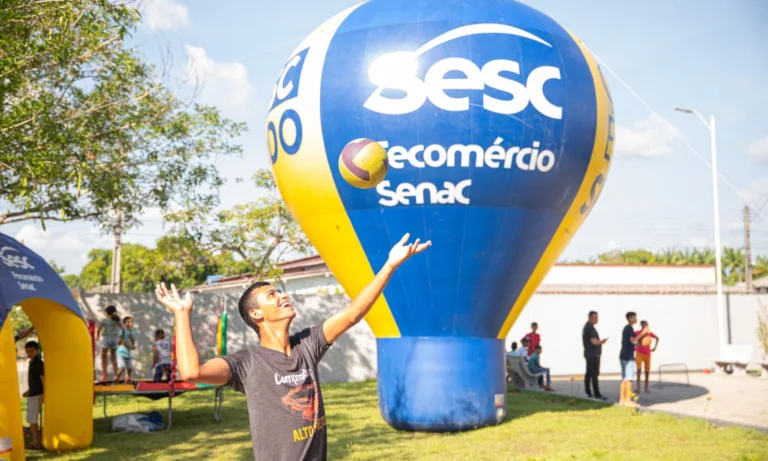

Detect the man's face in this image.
[252,285,296,325]
[628,315,637,325]
[124,319,133,329]
[531,324,538,332]
[25,347,38,359]
[590,313,598,324]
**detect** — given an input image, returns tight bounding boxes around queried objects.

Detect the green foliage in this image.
[74,240,252,293]
[9,305,32,336]
[757,301,768,359]
[0,0,245,229]
[165,168,311,281]
[574,247,767,286]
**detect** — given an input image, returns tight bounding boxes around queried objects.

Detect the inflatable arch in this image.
[0,232,93,460]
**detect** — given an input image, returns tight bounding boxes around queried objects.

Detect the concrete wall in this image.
[75,292,767,382]
[544,265,716,286]
[80,292,377,383]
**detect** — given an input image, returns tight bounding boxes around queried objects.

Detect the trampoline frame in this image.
[95,383,224,431]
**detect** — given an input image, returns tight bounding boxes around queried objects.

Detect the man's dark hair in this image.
[510,341,517,350]
[155,328,165,338]
[535,345,542,351]
[588,311,598,317]
[106,305,117,315]
[122,316,133,324]
[641,320,648,327]
[531,322,538,328]
[25,340,39,350]
[626,311,637,321]
[521,337,530,344]
[239,281,271,337]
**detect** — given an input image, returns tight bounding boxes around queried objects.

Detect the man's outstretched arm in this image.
[156,283,230,385]
[323,233,431,344]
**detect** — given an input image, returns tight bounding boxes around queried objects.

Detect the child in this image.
[97,305,122,382]
[23,341,44,450]
[527,345,553,391]
[152,329,172,382]
[116,316,136,384]
[635,320,659,394]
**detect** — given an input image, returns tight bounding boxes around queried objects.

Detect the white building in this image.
[191,254,721,295]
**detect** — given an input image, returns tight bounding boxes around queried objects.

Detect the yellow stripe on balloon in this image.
[269,4,400,338]
[497,31,615,339]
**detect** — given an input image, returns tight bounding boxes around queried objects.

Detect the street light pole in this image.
[675,108,726,353]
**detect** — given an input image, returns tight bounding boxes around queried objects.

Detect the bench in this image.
[711,345,753,376]
[506,355,546,389]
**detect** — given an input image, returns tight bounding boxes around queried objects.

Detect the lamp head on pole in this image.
[675,107,694,114]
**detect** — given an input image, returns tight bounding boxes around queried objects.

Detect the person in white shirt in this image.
[152,328,172,382]
[514,337,530,359]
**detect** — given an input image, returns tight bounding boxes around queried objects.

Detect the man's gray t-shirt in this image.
[223,325,331,461]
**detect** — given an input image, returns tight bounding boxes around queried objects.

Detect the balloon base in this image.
[376,337,506,432]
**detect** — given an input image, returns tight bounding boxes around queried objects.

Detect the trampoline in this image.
[90,299,230,431]
[94,380,224,431]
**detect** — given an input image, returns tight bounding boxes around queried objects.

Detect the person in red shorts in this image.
[635,320,659,393]
[522,322,540,357]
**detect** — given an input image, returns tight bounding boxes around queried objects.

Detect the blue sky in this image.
[7,0,768,274]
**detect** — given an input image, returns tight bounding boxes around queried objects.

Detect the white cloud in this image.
[140,0,189,31]
[747,136,768,163]
[185,46,255,120]
[741,178,768,205]
[615,115,680,158]
[15,224,50,249]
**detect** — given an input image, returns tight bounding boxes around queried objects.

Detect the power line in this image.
[583,45,768,222]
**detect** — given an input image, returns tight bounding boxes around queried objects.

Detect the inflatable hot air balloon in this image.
[266,0,614,431]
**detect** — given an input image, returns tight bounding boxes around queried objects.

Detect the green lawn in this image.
[23,381,768,461]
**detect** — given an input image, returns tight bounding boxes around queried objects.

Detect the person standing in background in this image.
[619,312,647,407]
[522,322,540,357]
[635,320,659,394]
[582,311,608,401]
[97,305,122,382]
[152,328,173,382]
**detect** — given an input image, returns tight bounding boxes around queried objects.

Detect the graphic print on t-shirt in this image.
[275,368,327,443]
[282,383,318,421]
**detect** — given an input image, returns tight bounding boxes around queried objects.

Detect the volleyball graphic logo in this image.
[338,139,388,189]
[266,0,614,432]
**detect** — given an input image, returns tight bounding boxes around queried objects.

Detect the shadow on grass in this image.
[27,389,255,461]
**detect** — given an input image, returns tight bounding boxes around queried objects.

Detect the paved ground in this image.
[548,371,768,432]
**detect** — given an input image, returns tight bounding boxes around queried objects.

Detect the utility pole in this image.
[744,205,752,291]
[110,210,122,294]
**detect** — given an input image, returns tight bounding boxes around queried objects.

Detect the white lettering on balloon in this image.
[374,138,556,207]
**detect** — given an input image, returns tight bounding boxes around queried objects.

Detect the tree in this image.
[78,248,112,290]
[0,0,246,229]
[166,169,311,282]
[757,301,768,359]
[573,246,766,286]
[76,239,251,293]
[154,234,252,287]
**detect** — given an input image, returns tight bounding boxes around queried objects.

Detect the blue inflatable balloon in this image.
[267,0,614,431]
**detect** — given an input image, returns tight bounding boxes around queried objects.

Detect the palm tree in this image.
[753,256,768,282]
[721,247,745,285]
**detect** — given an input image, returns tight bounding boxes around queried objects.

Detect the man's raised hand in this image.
[155,282,193,313]
[387,233,432,269]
